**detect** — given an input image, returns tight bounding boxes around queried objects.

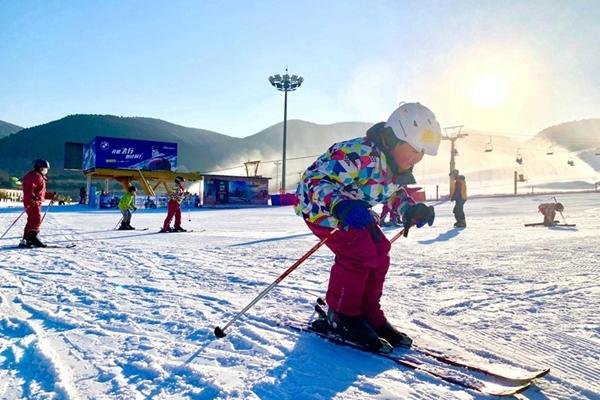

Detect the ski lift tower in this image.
[268,68,304,194]
[442,125,468,196]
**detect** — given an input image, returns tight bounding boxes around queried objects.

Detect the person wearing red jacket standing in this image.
[160,176,189,233]
[20,159,56,248]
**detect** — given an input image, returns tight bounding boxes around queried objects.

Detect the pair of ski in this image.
[286,300,549,396]
[16,243,76,249]
[524,222,576,227]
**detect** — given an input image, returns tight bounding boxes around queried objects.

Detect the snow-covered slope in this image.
[0,193,599,399]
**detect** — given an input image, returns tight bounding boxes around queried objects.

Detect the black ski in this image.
[16,243,76,249]
[314,298,549,383]
[286,322,533,396]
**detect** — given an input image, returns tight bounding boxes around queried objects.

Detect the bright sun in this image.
[469,75,508,108]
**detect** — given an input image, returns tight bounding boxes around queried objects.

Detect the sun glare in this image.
[469,75,508,108]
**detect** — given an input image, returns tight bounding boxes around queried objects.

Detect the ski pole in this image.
[40,199,55,225]
[114,215,124,230]
[187,197,191,222]
[389,228,406,244]
[0,209,26,239]
[552,196,567,224]
[214,227,339,338]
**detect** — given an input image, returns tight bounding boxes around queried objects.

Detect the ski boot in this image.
[173,226,187,232]
[18,238,31,248]
[126,224,136,230]
[327,310,393,353]
[118,224,129,230]
[159,227,171,233]
[456,219,466,228]
[26,231,47,248]
[375,320,413,348]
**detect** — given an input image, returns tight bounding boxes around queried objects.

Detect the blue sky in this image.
[1,0,598,138]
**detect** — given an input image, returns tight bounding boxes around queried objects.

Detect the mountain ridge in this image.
[0,114,598,195]
[0,120,23,138]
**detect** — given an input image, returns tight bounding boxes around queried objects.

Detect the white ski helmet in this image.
[384,102,442,156]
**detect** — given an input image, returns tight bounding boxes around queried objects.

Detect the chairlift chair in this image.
[516,149,523,165]
[484,137,493,152]
[546,145,554,155]
[568,159,575,166]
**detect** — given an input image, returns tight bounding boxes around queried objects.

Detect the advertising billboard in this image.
[83,136,177,171]
[203,175,270,206]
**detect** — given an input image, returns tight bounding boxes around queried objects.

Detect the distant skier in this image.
[295,102,440,352]
[451,174,467,228]
[160,176,189,232]
[538,202,563,226]
[19,159,56,248]
[79,186,87,204]
[118,185,137,230]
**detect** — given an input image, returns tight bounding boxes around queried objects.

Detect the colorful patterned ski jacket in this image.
[295,128,417,228]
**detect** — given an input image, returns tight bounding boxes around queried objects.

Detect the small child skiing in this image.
[538,202,563,226]
[117,185,137,230]
[19,159,56,247]
[160,176,188,233]
[295,102,440,353]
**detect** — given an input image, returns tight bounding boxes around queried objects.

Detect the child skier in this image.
[117,185,137,230]
[19,159,56,247]
[160,176,188,232]
[451,174,467,228]
[295,102,440,352]
[538,202,563,226]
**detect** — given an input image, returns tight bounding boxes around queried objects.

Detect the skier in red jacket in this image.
[20,159,56,247]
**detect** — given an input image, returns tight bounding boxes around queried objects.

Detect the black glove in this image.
[403,203,435,237]
[333,200,374,229]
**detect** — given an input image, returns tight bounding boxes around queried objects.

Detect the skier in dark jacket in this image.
[295,102,441,352]
[20,159,56,247]
[451,175,467,227]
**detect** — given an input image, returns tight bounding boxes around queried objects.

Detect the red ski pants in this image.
[306,221,391,329]
[163,199,182,229]
[24,204,42,237]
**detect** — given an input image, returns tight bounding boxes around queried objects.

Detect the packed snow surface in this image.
[0,192,599,399]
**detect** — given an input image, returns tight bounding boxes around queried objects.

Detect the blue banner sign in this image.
[83,136,177,171]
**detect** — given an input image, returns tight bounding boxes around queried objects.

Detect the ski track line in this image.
[0,288,79,399]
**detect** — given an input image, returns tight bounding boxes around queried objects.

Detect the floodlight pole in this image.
[269,68,304,194]
[282,89,288,193]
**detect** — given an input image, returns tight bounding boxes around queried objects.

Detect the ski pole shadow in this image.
[418,228,462,245]
[251,331,390,399]
[229,232,313,247]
